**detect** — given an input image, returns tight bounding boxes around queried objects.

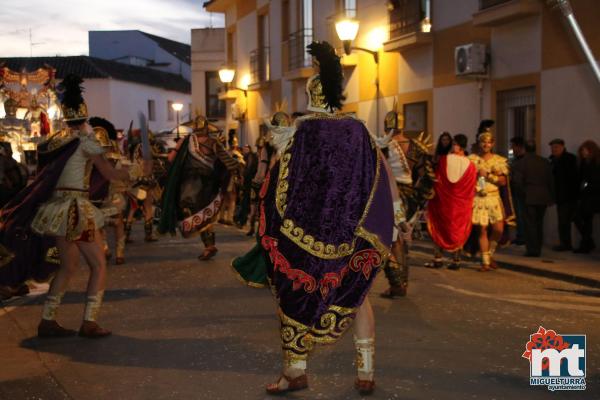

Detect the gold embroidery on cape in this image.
[278,305,356,357]
[276,142,382,260]
[280,219,354,259]
[356,226,392,261]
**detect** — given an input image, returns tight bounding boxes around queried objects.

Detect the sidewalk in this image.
[411,240,600,288]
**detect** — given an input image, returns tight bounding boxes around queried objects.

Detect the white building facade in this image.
[203,0,600,248]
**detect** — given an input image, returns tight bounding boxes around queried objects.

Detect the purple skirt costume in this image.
[258,116,393,361]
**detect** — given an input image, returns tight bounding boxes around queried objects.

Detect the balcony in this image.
[473,0,542,27]
[383,0,432,53]
[282,29,315,81]
[249,47,270,91]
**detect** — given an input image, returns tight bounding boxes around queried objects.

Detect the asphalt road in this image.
[1,224,598,400]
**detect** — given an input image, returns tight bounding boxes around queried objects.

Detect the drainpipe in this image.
[550,0,600,85]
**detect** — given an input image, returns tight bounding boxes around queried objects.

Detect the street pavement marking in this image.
[435,283,600,313]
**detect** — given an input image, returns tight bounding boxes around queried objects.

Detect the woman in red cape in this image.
[427,135,477,265]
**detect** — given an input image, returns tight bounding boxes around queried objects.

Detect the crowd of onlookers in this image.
[510,137,600,255]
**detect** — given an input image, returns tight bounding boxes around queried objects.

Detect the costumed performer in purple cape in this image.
[252,41,394,395]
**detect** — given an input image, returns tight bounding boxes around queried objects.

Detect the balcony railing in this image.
[250,47,270,85]
[283,29,313,72]
[389,0,424,40]
[479,0,512,9]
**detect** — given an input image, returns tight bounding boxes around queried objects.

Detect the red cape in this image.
[427,155,477,251]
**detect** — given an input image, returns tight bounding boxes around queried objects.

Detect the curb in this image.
[410,243,600,289]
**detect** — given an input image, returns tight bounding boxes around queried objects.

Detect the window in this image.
[497,87,536,155]
[252,11,271,83]
[147,99,156,121]
[167,100,174,121]
[287,0,313,71]
[403,101,427,136]
[206,71,226,119]
[388,0,425,39]
[336,0,356,17]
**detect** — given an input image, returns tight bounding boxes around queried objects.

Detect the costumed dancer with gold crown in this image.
[234,42,393,395]
[158,116,239,261]
[372,102,435,298]
[89,117,131,265]
[0,74,130,337]
[466,121,516,271]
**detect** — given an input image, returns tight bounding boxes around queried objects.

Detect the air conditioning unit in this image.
[454,43,487,76]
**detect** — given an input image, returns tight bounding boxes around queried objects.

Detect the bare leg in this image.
[355,297,375,339]
[48,237,79,297]
[38,238,80,337]
[76,231,111,337]
[76,231,107,296]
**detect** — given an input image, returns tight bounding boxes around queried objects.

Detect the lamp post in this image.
[218,66,248,144]
[172,102,183,140]
[335,18,381,135]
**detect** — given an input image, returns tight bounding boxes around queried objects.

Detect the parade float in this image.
[0,64,61,169]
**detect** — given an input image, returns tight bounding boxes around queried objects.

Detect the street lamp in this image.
[335,17,381,134]
[218,66,248,97]
[335,18,378,63]
[172,102,183,140]
[218,66,248,144]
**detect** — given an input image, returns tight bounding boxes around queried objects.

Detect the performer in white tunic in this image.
[31,75,130,338]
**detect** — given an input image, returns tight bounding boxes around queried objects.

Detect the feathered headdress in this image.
[306,41,345,112]
[57,74,88,122]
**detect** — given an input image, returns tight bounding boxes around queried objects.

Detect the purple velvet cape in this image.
[260,117,393,338]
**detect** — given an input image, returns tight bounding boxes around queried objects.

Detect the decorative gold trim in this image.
[356,226,391,261]
[280,219,354,260]
[275,151,292,217]
[278,305,357,351]
[276,140,383,260]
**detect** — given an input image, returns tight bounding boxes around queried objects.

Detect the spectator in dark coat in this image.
[549,138,580,251]
[512,140,555,257]
[573,140,600,253]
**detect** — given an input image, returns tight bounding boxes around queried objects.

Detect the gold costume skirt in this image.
[31,190,105,242]
[472,192,505,226]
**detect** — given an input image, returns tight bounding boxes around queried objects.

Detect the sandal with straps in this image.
[355,377,375,395]
[478,264,492,272]
[265,374,308,395]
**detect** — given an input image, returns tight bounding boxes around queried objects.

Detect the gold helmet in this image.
[305,75,328,113]
[384,98,405,132]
